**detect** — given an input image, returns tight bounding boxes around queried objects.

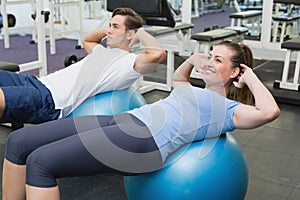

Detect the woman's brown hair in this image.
[218,41,254,105]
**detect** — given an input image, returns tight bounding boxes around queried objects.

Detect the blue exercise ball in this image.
[68,87,146,117]
[124,133,248,200]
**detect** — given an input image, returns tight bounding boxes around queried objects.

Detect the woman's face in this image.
[200,45,239,87]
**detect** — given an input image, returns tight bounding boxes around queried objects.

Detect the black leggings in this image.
[5,113,163,188]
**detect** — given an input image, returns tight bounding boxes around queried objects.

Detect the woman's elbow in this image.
[265,106,281,122]
[272,106,281,120]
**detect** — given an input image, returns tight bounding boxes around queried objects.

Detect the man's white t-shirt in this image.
[39,45,141,117]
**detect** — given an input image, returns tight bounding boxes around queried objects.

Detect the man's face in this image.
[106,15,129,48]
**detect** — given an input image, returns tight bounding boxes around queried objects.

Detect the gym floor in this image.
[0,6,300,200]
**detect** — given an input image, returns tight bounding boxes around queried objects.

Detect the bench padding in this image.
[0,61,20,72]
[223,26,248,34]
[174,22,194,31]
[273,13,300,22]
[145,26,176,37]
[191,29,237,42]
[274,0,300,6]
[145,22,194,37]
[281,36,300,50]
[229,10,262,19]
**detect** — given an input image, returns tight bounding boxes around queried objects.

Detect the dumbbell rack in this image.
[1,0,36,48]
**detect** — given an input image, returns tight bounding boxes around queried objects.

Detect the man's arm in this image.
[131,28,166,74]
[82,27,107,54]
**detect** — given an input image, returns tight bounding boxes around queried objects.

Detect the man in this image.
[0,7,166,125]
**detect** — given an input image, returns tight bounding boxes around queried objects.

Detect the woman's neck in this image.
[205,85,228,97]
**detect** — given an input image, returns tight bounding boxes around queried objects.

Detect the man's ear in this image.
[126,30,135,40]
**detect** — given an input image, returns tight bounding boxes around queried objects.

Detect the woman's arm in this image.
[233,64,280,129]
[172,53,209,88]
[82,27,107,54]
[131,28,166,74]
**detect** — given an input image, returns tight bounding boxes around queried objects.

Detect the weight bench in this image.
[223,26,249,41]
[229,10,262,36]
[272,0,300,43]
[273,36,300,91]
[272,13,300,43]
[0,61,24,129]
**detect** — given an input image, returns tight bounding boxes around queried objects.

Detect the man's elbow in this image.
[82,40,88,51]
[155,50,167,64]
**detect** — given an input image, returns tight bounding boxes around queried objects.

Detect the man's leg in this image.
[0,88,5,119]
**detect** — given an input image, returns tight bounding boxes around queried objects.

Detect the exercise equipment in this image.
[1,0,37,49]
[272,0,300,43]
[1,0,48,76]
[124,133,248,200]
[83,0,107,19]
[29,0,84,54]
[31,11,50,23]
[64,54,78,67]
[194,0,226,16]
[191,29,238,51]
[107,0,175,27]
[274,36,300,91]
[64,54,85,67]
[0,13,16,28]
[229,10,262,36]
[68,87,146,117]
[47,0,84,54]
[0,61,20,72]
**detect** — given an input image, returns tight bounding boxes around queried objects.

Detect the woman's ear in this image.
[230,67,240,79]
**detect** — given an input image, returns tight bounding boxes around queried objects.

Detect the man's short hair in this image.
[112,7,144,31]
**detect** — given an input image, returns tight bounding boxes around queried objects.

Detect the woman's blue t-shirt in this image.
[128,85,241,161]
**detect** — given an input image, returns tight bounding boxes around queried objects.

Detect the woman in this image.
[2,41,280,200]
